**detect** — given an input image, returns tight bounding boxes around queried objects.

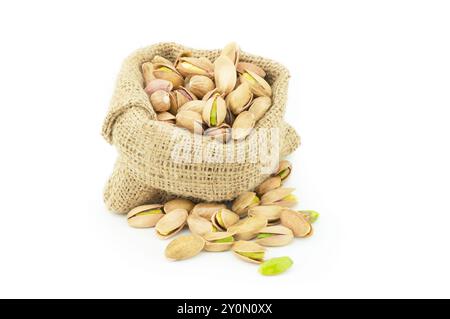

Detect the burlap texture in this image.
[102,43,300,213]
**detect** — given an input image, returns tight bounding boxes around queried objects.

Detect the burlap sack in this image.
[102,43,300,213]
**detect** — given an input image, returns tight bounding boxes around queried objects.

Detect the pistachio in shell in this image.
[142,62,156,86]
[236,62,266,78]
[164,198,195,213]
[232,240,265,264]
[176,110,204,134]
[191,202,227,220]
[155,208,188,239]
[275,160,292,181]
[177,100,206,114]
[150,90,171,112]
[152,55,174,66]
[170,87,198,114]
[240,69,272,97]
[299,210,320,223]
[157,111,176,124]
[255,176,282,196]
[255,225,294,247]
[247,205,283,225]
[260,187,297,207]
[203,231,235,252]
[211,208,240,231]
[214,55,237,95]
[231,191,260,217]
[186,75,215,98]
[220,42,240,65]
[248,96,272,122]
[226,82,253,115]
[204,123,231,143]
[231,111,255,140]
[202,94,227,127]
[227,215,267,240]
[165,234,205,261]
[280,209,312,238]
[176,57,214,78]
[152,62,184,88]
[145,79,173,96]
[187,214,216,236]
[127,204,164,228]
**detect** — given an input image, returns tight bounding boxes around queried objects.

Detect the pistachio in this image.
[176,110,204,133]
[170,87,198,114]
[144,79,173,96]
[187,214,215,236]
[191,202,227,220]
[152,62,184,88]
[227,215,267,240]
[259,256,293,276]
[255,176,282,196]
[211,208,240,231]
[236,62,266,78]
[204,124,231,143]
[280,209,312,238]
[226,82,253,115]
[155,209,188,239]
[232,191,260,217]
[177,100,206,114]
[174,50,193,66]
[275,160,292,181]
[220,42,240,65]
[255,225,294,247]
[203,232,235,252]
[186,75,215,98]
[299,210,320,223]
[164,198,195,213]
[260,187,297,207]
[176,57,214,78]
[157,111,176,124]
[247,205,283,225]
[201,88,220,102]
[142,62,156,86]
[232,241,265,264]
[127,204,164,228]
[248,96,272,122]
[152,55,174,66]
[214,55,237,95]
[202,94,227,127]
[150,90,171,112]
[240,70,272,97]
[231,111,256,140]
[165,234,205,261]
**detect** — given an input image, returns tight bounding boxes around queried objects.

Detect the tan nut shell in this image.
[176,110,204,133]
[221,42,240,65]
[153,62,184,88]
[255,225,294,247]
[176,57,214,78]
[204,124,231,143]
[248,205,283,223]
[191,203,227,220]
[231,111,255,140]
[145,79,173,96]
[150,90,171,112]
[127,204,164,228]
[155,209,188,239]
[202,95,227,127]
[248,96,272,122]
[203,231,235,252]
[227,215,267,240]
[211,208,240,231]
[165,234,205,261]
[152,55,174,66]
[214,55,237,95]
[177,100,206,114]
[255,176,282,196]
[226,83,253,115]
[231,191,260,217]
[280,209,312,238]
[275,160,292,181]
[142,62,156,86]
[240,70,272,97]
[157,111,176,123]
[232,240,265,264]
[236,62,266,78]
[187,214,215,236]
[164,198,195,213]
[171,87,198,114]
[187,75,215,98]
[261,187,296,207]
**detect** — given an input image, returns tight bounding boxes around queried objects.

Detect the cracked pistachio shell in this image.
[226,82,253,115]
[152,62,184,88]
[142,62,156,86]
[248,96,272,122]
[203,231,235,252]
[259,256,293,276]
[164,198,195,213]
[145,79,173,96]
[204,123,231,143]
[214,55,237,95]
[152,55,174,66]
[177,100,206,114]
[248,205,283,224]
[240,70,272,97]
[211,208,240,231]
[231,191,260,217]
[157,111,176,124]
[176,57,214,78]
[232,240,265,264]
[170,87,198,114]
[202,95,227,127]
[275,160,292,181]
[191,202,227,220]
[299,210,320,223]
[150,90,171,112]
[174,50,193,66]
[255,176,282,196]
[280,209,312,238]
[220,42,240,65]
[176,110,204,133]
[227,215,267,240]
[236,62,266,78]
[260,187,297,207]
[255,225,294,247]
[155,209,188,239]
[127,204,164,228]
[231,111,256,140]
[186,75,215,98]
[187,214,215,236]
[165,234,205,261]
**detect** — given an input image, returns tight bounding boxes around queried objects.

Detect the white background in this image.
[0,0,449,299]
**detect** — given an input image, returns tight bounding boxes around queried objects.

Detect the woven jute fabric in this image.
[102,43,300,213]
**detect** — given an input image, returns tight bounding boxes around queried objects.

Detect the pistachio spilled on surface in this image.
[203,232,235,252]
[232,241,266,264]
[259,257,293,276]
[165,234,205,261]
[280,209,312,238]
[164,198,195,213]
[155,208,188,239]
[211,208,240,231]
[187,214,216,236]
[261,187,297,207]
[232,191,260,217]
[191,202,227,220]
[127,204,164,228]
[255,225,294,247]
[227,215,267,240]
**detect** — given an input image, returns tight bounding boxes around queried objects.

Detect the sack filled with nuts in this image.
[102,42,300,213]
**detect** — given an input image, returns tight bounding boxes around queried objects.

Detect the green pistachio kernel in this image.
[210,98,218,126]
[259,256,293,276]
[135,209,162,216]
[256,233,274,239]
[299,210,320,223]
[214,236,234,243]
[238,251,264,261]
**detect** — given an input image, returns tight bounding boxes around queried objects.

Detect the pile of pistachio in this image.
[127,160,319,276]
[142,42,273,142]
